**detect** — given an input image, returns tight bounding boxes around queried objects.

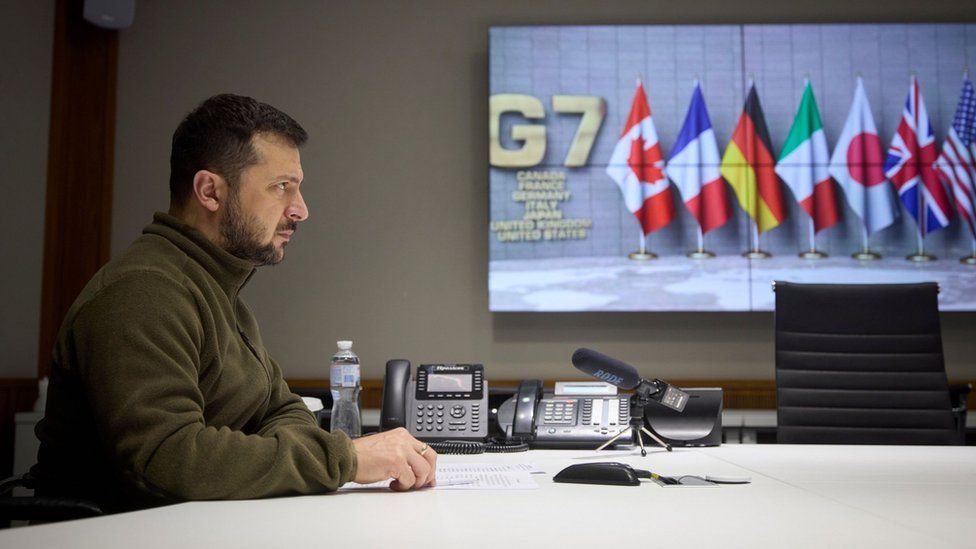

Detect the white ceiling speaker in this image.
[83,0,135,30]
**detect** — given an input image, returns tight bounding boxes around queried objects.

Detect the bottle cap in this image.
[337,340,353,350]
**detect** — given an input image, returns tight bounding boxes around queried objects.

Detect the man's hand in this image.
[350,428,437,491]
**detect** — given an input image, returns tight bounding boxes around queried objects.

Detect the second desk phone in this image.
[495,380,631,448]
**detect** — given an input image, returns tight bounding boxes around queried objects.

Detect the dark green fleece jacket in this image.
[33,212,356,511]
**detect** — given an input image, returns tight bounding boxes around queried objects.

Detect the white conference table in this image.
[3,444,974,549]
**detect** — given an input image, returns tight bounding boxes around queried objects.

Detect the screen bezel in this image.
[415,364,485,400]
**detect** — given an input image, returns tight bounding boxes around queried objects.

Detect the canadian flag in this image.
[606,80,676,234]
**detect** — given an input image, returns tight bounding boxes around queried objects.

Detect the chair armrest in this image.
[949,383,971,412]
[0,474,34,497]
[1,473,103,526]
[0,496,103,522]
[948,383,970,445]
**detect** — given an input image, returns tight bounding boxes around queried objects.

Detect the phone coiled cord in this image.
[427,438,530,455]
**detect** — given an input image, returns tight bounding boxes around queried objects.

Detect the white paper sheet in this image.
[340,463,540,491]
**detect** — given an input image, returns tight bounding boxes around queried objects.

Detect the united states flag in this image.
[884,76,952,235]
[936,76,976,240]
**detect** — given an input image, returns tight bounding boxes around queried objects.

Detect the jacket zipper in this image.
[239,329,274,403]
[238,329,261,361]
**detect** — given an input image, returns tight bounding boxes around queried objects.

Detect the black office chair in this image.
[774,281,967,445]
[0,471,103,528]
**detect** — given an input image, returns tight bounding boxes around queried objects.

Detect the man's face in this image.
[219,134,308,266]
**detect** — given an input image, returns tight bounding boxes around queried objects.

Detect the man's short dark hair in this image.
[169,94,308,206]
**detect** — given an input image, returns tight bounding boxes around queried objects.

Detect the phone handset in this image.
[380,359,411,431]
[511,379,544,439]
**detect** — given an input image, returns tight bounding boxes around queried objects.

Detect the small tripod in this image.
[595,382,672,456]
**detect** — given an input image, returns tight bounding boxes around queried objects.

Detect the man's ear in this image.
[191,170,226,213]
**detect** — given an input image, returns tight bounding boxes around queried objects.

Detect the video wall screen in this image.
[488,24,976,312]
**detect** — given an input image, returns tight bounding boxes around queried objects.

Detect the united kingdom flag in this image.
[884,76,952,235]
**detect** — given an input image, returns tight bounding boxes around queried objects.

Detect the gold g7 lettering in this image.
[489,94,606,168]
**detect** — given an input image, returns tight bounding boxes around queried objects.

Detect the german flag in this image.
[720,84,787,233]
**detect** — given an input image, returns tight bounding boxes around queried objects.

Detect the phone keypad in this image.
[542,400,576,424]
[415,403,480,433]
[415,404,445,432]
[531,396,633,447]
[578,398,631,427]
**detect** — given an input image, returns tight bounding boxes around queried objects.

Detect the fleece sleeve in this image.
[254,356,358,479]
[71,272,357,501]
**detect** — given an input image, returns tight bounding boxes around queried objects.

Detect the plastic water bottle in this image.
[329,340,362,437]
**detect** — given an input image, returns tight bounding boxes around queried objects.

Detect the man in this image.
[32,94,436,512]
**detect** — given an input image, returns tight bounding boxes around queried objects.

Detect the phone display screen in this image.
[427,373,472,392]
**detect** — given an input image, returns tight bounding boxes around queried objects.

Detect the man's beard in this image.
[219,192,296,266]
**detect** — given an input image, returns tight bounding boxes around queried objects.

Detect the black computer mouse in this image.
[552,462,641,486]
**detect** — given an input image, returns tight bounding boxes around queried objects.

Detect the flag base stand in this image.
[742,250,771,259]
[960,254,976,265]
[687,249,715,259]
[906,252,936,262]
[628,251,657,260]
[799,249,827,259]
[852,250,882,260]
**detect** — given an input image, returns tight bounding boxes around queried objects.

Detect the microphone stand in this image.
[595,381,672,456]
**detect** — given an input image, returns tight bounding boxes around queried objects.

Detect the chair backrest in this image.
[774,281,959,445]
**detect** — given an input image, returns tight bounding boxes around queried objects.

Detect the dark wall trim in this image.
[37,0,117,377]
[287,378,976,411]
[288,378,785,410]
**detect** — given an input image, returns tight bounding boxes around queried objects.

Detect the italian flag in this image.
[775,81,840,233]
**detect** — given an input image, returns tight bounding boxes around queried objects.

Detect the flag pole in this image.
[907,71,934,262]
[687,225,715,259]
[629,229,655,260]
[742,222,770,258]
[852,225,881,260]
[958,68,975,265]
[799,219,826,259]
[625,72,659,261]
[907,181,935,261]
[740,76,769,259]
[963,237,976,265]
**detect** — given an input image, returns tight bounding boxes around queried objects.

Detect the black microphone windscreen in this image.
[571,348,641,390]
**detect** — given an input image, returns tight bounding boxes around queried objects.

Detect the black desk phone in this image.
[380,360,489,441]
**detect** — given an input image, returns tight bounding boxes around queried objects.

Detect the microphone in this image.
[571,347,641,389]
[571,348,689,412]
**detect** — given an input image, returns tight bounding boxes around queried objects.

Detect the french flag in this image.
[665,81,731,234]
[883,76,952,235]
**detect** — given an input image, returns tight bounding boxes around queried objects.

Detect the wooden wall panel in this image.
[36,0,117,378]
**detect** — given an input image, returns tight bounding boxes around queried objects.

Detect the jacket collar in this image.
[144,212,256,299]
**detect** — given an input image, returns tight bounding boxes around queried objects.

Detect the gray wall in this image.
[104,0,976,382]
[0,0,53,378]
